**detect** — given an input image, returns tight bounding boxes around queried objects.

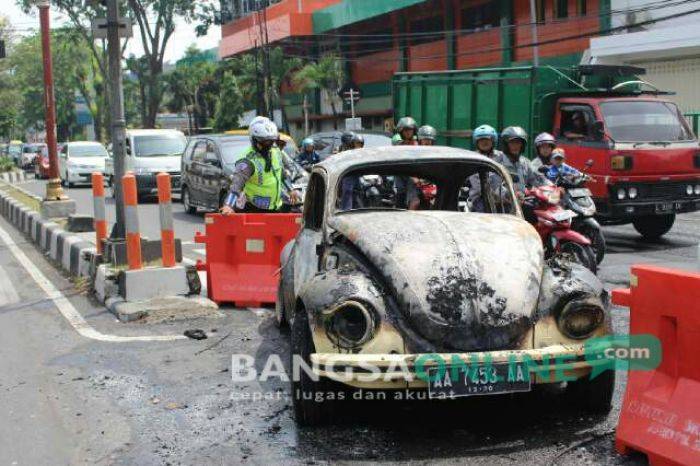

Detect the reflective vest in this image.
[243,147,283,211]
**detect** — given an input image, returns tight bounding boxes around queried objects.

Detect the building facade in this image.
[219,0,611,139]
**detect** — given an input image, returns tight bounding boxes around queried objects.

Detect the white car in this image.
[105,129,186,198]
[59,141,109,187]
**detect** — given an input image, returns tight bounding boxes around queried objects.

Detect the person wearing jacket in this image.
[545,148,582,181]
[468,124,505,212]
[221,117,299,214]
[297,137,320,169]
[497,126,548,197]
[531,132,556,172]
[392,117,418,146]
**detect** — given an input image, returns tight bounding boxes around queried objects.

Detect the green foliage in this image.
[0,157,15,173]
[213,71,244,132]
[0,16,20,140]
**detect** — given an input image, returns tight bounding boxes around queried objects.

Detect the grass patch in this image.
[0,184,41,211]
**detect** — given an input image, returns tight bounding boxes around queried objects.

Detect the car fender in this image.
[552,229,592,246]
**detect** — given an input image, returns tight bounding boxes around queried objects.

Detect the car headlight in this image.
[546,190,561,205]
[325,301,375,349]
[687,185,694,196]
[617,188,626,200]
[558,300,605,340]
[628,187,638,199]
[695,185,700,196]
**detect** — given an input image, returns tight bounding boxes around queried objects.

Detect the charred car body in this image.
[277,146,613,426]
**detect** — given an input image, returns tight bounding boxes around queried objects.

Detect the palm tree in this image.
[293,54,345,131]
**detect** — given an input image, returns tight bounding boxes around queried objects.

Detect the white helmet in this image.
[534,132,556,147]
[249,118,279,146]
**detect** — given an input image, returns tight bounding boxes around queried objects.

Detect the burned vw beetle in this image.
[277,146,613,426]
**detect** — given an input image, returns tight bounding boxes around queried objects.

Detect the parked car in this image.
[278,146,613,425]
[59,141,108,187]
[20,143,46,169]
[180,134,308,214]
[105,129,187,199]
[306,130,392,159]
[7,141,23,165]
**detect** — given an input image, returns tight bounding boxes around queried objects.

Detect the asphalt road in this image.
[1,177,698,465]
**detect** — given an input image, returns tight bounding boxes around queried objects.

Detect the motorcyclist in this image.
[545,148,582,182]
[531,132,556,172]
[468,124,504,212]
[392,117,418,145]
[497,126,548,197]
[221,117,299,214]
[297,137,320,169]
[417,125,437,146]
[339,132,366,210]
[339,131,357,152]
[351,133,365,149]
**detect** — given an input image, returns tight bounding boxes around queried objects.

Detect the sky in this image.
[4,1,221,63]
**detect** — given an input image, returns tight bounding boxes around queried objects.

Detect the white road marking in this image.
[193,248,206,256]
[0,266,20,307]
[0,222,185,343]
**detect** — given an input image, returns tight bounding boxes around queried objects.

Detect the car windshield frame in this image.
[68,143,108,158]
[133,134,186,157]
[599,100,695,143]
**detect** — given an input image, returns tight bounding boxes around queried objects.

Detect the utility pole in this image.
[106,0,127,239]
[529,0,540,67]
[36,0,75,219]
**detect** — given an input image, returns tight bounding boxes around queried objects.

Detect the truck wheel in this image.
[565,370,615,414]
[291,308,334,426]
[560,241,597,274]
[182,187,196,215]
[633,214,675,240]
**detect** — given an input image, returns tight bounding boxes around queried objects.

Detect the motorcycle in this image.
[541,160,605,265]
[523,183,597,274]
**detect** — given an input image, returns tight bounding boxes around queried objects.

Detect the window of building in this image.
[461,1,500,31]
[554,0,568,19]
[577,0,587,16]
[535,0,546,23]
[409,15,444,45]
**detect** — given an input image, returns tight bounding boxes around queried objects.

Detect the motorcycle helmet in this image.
[249,118,279,147]
[472,124,498,145]
[501,126,528,155]
[417,125,437,142]
[351,133,365,148]
[301,137,315,150]
[340,131,356,150]
[396,117,417,133]
[534,132,556,148]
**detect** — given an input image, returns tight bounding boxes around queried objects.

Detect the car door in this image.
[201,139,225,209]
[293,172,327,298]
[59,144,68,178]
[188,140,208,204]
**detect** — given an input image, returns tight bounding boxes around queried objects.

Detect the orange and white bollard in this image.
[92,172,107,255]
[121,173,142,270]
[156,172,176,267]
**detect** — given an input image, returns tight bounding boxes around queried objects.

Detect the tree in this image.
[213,71,244,132]
[0,16,20,140]
[293,54,345,130]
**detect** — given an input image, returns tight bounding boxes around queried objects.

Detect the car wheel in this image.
[579,225,606,265]
[291,308,335,426]
[67,181,74,188]
[633,214,675,240]
[560,241,597,274]
[182,187,196,214]
[565,370,615,414]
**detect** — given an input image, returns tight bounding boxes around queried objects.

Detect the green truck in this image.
[393,65,700,239]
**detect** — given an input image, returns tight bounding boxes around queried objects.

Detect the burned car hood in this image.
[329,211,544,351]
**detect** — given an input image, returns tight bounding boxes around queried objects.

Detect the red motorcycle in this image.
[523,184,597,274]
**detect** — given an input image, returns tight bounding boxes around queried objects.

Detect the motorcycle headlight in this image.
[558,300,605,340]
[687,185,694,196]
[628,187,638,199]
[546,190,561,205]
[325,301,375,349]
[617,188,626,200]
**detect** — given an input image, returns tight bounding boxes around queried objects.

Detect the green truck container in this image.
[393,65,700,239]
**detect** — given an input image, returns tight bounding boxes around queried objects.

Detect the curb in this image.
[0,171,29,184]
[0,184,96,280]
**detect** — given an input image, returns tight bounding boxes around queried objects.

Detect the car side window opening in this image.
[205,141,219,165]
[304,173,326,230]
[192,141,207,163]
[560,105,596,140]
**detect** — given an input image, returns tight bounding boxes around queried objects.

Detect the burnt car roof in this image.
[315,145,499,177]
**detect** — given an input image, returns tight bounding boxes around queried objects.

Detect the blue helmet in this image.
[473,124,498,145]
[301,137,314,149]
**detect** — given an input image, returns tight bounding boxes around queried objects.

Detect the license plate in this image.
[655,202,681,213]
[428,362,532,399]
[568,188,591,197]
[552,210,577,222]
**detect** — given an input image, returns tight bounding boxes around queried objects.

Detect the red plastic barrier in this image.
[195,213,301,307]
[612,265,700,466]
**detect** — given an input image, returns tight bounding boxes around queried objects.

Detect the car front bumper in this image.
[134,172,181,195]
[311,343,602,389]
[66,169,104,183]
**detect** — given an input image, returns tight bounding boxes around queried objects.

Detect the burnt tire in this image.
[565,370,615,414]
[560,241,597,274]
[633,214,675,240]
[274,286,289,331]
[291,308,334,426]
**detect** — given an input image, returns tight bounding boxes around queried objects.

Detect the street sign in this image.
[91,17,132,39]
[345,118,362,131]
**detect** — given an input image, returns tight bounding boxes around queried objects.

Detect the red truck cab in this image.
[553,96,700,238]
